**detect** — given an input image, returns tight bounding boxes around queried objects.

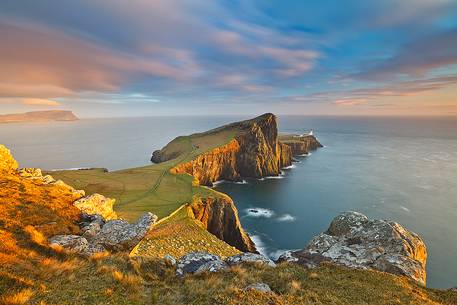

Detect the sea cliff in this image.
[153,113,293,186]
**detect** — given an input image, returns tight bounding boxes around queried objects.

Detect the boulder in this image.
[74,194,117,220]
[278,211,427,285]
[176,252,225,276]
[244,283,272,293]
[94,212,157,251]
[49,235,90,253]
[226,253,276,267]
[163,254,177,266]
[18,168,43,178]
[194,260,228,274]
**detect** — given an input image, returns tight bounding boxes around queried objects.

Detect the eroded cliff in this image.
[156,113,292,186]
[188,195,256,253]
[279,134,323,155]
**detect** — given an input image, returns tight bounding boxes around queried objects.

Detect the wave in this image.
[277,214,296,222]
[282,164,296,170]
[234,179,248,184]
[245,208,275,218]
[400,206,411,213]
[250,235,268,256]
[211,180,226,186]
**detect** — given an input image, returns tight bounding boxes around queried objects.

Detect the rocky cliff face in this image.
[280,135,323,156]
[278,211,427,285]
[188,195,256,253]
[165,113,292,186]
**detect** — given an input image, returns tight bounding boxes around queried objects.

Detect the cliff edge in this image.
[152,113,293,186]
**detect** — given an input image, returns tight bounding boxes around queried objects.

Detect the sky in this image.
[0,0,456,117]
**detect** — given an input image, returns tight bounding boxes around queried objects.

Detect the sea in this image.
[1,115,456,288]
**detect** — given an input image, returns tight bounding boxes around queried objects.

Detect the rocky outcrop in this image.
[280,135,323,156]
[94,212,157,251]
[188,195,256,253]
[0,145,18,173]
[176,252,227,276]
[50,212,157,255]
[226,253,275,267]
[74,194,117,220]
[176,251,275,276]
[155,113,292,186]
[278,211,427,285]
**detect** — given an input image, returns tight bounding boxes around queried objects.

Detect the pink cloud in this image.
[0,20,201,100]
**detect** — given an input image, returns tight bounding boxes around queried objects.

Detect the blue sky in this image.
[0,0,456,117]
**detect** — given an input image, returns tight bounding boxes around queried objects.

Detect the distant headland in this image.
[0,110,78,123]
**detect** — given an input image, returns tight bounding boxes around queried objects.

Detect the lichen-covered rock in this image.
[278,211,427,285]
[188,196,256,253]
[18,167,43,178]
[94,212,157,251]
[49,235,90,253]
[176,252,224,276]
[163,254,177,266]
[0,145,18,173]
[74,194,117,220]
[194,259,228,274]
[244,283,272,293]
[226,253,276,267]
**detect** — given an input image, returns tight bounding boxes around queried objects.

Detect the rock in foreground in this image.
[279,211,427,285]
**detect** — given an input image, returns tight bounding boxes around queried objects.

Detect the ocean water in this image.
[1,115,456,288]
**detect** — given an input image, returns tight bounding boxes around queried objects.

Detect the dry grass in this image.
[1,155,457,304]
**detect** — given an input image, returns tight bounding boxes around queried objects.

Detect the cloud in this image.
[355,29,457,79]
[0,98,61,106]
[0,20,201,99]
[333,99,368,106]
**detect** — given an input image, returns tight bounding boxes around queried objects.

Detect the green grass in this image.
[131,204,241,259]
[49,126,239,222]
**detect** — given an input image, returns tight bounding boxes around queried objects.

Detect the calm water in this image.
[1,116,456,288]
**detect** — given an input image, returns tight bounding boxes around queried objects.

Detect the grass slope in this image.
[49,127,238,222]
[1,174,455,304]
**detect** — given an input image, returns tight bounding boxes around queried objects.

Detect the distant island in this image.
[0,110,78,123]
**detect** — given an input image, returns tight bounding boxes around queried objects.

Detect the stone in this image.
[94,212,157,251]
[74,194,117,220]
[279,211,427,285]
[226,253,276,267]
[18,168,42,178]
[176,252,223,276]
[49,235,89,253]
[194,260,228,274]
[244,283,272,293]
[277,251,299,263]
[163,254,177,266]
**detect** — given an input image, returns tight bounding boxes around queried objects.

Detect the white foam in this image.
[296,153,308,157]
[282,164,296,170]
[277,214,296,222]
[400,206,411,212]
[250,235,268,256]
[234,180,248,184]
[264,175,284,179]
[245,208,275,218]
[211,180,226,186]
